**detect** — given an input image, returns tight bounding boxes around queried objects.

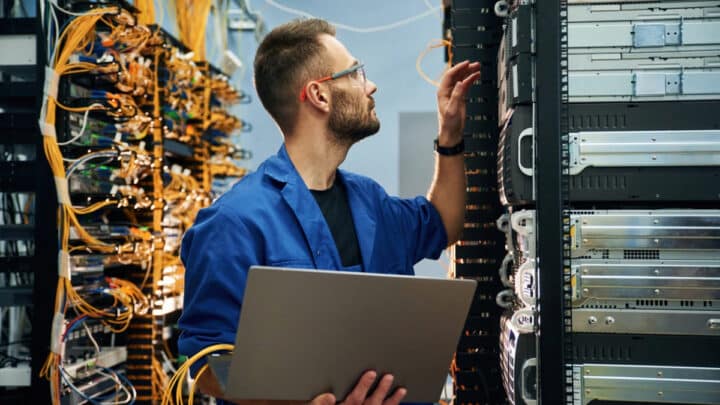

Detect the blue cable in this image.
[60,365,135,405]
[99,367,136,405]
[63,315,89,341]
[59,366,102,405]
[90,90,110,99]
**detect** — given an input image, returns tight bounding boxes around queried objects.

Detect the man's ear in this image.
[304,82,331,113]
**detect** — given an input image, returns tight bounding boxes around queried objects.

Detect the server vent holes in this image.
[569,113,627,130]
[623,249,660,260]
[581,303,617,309]
[575,344,631,362]
[636,299,669,307]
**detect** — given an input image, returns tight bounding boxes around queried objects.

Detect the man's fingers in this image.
[459,71,482,93]
[445,82,465,117]
[383,387,407,405]
[461,61,482,80]
[447,60,480,81]
[344,371,377,405]
[309,393,336,405]
[449,70,482,106]
[367,374,394,403]
[439,60,471,94]
[439,60,481,97]
[441,60,470,83]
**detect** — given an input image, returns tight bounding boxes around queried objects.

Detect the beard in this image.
[328,86,380,146]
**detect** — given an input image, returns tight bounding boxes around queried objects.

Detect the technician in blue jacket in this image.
[178,18,480,405]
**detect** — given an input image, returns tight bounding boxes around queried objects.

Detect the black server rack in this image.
[0,5,54,403]
[489,1,720,405]
[449,1,508,404]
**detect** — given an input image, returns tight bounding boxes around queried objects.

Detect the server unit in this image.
[498,102,720,205]
[499,312,537,405]
[497,0,720,206]
[499,208,720,404]
[500,209,720,336]
[501,209,720,405]
[495,210,536,308]
[569,209,720,337]
[502,1,720,104]
[571,364,720,405]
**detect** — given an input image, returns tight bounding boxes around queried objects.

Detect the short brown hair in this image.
[254,18,336,133]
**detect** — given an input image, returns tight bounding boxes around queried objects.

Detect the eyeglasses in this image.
[299,63,366,101]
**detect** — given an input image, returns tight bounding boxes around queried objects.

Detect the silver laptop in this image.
[206,266,477,403]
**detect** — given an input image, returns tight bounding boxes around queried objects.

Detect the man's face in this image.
[319,35,379,146]
[328,81,379,145]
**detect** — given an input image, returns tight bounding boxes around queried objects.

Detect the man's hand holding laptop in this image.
[310,370,407,405]
[219,370,406,405]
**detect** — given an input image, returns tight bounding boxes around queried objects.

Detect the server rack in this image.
[491,1,720,405]
[534,1,568,403]
[1,2,248,403]
[0,4,53,403]
[449,1,508,404]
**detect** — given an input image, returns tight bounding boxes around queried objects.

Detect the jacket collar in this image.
[262,144,376,270]
[263,144,295,185]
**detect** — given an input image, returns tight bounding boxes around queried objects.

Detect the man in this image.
[178,18,480,405]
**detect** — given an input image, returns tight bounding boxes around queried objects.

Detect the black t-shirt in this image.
[310,181,362,268]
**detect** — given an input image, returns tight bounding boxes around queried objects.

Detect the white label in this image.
[44,66,59,99]
[58,250,70,279]
[54,176,70,205]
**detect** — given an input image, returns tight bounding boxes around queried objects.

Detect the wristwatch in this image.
[434,138,465,156]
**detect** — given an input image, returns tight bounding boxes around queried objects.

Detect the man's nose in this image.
[366,79,377,96]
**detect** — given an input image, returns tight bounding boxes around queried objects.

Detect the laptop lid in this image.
[216,266,477,403]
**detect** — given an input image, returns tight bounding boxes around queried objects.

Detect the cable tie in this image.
[38,101,48,125]
[38,120,57,139]
[44,66,59,99]
[54,176,71,205]
[58,250,70,279]
[51,312,64,355]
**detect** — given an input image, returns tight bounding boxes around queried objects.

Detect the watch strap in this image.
[434,138,465,156]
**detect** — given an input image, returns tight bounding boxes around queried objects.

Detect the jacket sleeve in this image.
[387,195,448,265]
[177,204,262,375]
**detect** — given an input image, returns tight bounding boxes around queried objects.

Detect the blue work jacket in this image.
[178,144,447,403]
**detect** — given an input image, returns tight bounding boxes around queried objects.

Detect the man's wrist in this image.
[434,137,465,156]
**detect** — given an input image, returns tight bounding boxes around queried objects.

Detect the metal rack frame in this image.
[0,2,53,403]
[534,1,568,403]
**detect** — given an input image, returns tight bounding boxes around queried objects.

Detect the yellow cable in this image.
[72,200,118,215]
[161,343,234,405]
[416,39,452,87]
[175,0,213,60]
[135,0,156,25]
[40,11,116,401]
[188,364,208,405]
